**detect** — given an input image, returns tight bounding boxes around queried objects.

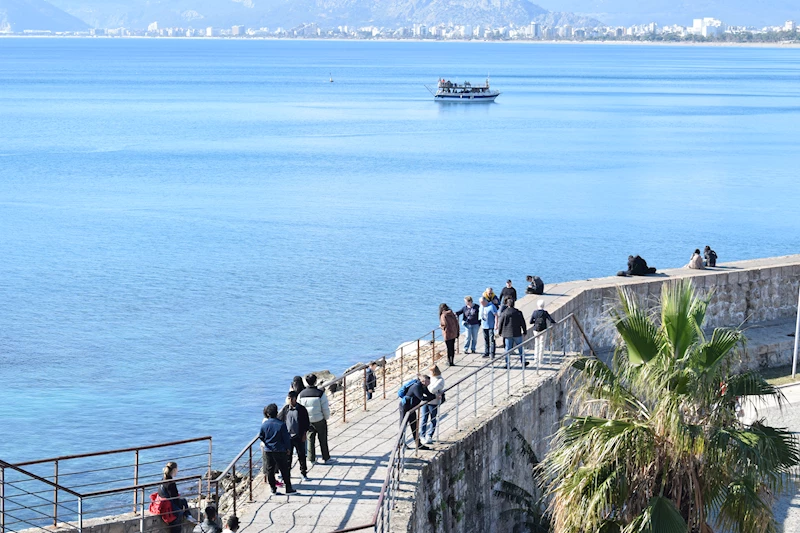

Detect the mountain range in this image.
[538,0,800,27]
[8,0,601,31]
[0,0,87,31]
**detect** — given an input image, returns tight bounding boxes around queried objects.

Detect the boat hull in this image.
[434,93,499,103]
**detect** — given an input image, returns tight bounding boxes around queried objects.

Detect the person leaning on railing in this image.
[159,461,194,533]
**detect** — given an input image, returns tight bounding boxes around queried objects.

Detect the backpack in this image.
[526,276,544,295]
[398,379,418,405]
[149,492,176,524]
[533,310,548,332]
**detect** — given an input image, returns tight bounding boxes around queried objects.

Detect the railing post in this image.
[248,445,253,502]
[1,466,5,533]
[139,487,145,533]
[431,331,435,365]
[77,497,83,533]
[133,450,139,512]
[491,361,495,406]
[343,374,347,423]
[455,384,460,431]
[363,367,368,411]
[53,460,58,526]
[563,324,567,359]
[400,347,404,382]
[382,356,387,400]
[417,339,421,374]
[474,374,477,416]
[522,344,526,386]
[506,355,510,397]
[207,439,213,500]
[232,462,237,516]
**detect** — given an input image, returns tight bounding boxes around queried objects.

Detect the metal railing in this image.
[206,326,455,518]
[1,437,213,533]
[331,313,596,532]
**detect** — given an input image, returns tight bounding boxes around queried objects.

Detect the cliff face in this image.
[0,0,89,31]
[45,0,602,30]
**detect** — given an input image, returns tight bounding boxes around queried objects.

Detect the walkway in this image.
[234,254,800,532]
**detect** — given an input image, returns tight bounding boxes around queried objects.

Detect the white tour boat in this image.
[426,77,500,103]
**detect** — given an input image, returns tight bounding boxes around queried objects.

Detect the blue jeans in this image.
[504,336,525,365]
[464,324,480,352]
[421,403,439,439]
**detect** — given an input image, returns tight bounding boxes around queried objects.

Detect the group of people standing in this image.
[438,280,557,367]
[257,373,336,495]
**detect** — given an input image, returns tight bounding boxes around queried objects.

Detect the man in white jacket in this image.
[297,374,333,464]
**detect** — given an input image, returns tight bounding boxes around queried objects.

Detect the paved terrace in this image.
[233,255,800,533]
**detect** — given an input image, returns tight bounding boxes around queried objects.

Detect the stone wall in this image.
[409,375,568,533]
[407,255,800,533]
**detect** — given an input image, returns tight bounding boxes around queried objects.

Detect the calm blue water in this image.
[1,39,799,465]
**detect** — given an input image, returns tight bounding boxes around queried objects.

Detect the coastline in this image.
[1,34,799,48]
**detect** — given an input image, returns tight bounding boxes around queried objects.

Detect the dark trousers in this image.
[445,338,456,365]
[482,328,496,356]
[399,403,419,443]
[288,435,308,475]
[165,520,182,533]
[308,420,330,462]
[265,451,293,492]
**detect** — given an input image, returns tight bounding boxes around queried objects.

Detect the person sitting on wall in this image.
[686,249,705,270]
[704,245,718,267]
[617,255,657,277]
[526,275,544,295]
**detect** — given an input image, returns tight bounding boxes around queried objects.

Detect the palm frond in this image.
[611,288,663,367]
[690,328,743,371]
[660,280,704,362]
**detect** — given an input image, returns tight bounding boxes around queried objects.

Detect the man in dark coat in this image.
[497,298,528,367]
[617,255,657,276]
[364,361,378,400]
[259,403,296,495]
[278,391,311,482]
[499,280,518,305]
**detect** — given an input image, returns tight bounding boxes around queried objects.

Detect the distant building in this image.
[206,27,214,37]
[147,21,158,33]
[530,22,541,38]
[785,20,797,32]
[90,28,105,36]
[232,25,244,36]
[692,17,724,37]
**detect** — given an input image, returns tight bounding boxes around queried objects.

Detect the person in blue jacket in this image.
[259,403,296,495]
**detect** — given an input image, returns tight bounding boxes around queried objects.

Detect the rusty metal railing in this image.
[330,314,596,532]
[1,437,213,533]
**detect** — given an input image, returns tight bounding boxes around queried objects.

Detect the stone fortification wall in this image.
[408,375,567,533]
[542,256,800,368]
[407,255,800,533]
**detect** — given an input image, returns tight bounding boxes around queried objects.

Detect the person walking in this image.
[158,462,193,533]
[192,506,222,533]
[439,303,460,366]
[455,296,481,354]
[529,299,556,367]
[399,374,436,450]
[259,403,296,495]
[297,374,333,464]
[497,297,528,367]
[479,296,498,358]
[278,391,311,482]
[421,366,445,445]
[364,361,378,400]
[499,280,517,305]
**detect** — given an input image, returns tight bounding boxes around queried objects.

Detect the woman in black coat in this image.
[159,462,190,533]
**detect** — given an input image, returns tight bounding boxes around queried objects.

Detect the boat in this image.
[329,73,334,83]
[426,77,500,103]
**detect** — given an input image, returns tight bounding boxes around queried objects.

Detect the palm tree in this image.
[541,279,799,533]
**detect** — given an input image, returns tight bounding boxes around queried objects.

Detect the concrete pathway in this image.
[234,343,562,533]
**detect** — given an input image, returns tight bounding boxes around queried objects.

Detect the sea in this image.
[1,38,799,466]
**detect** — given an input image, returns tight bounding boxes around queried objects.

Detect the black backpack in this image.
[532,310,548,332]
[526,276,544,295]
